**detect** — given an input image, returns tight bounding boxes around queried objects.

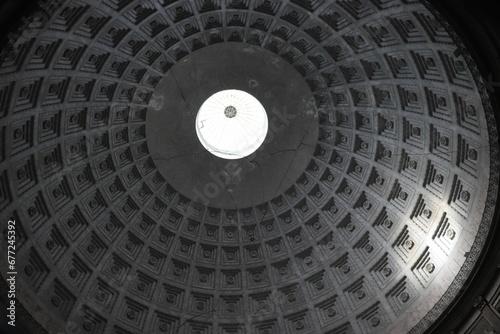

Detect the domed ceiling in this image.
[0,0,498,333]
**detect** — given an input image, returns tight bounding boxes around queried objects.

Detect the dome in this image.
[0,0,499,333]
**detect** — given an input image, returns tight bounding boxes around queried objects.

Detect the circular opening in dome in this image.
[195,89,268,160]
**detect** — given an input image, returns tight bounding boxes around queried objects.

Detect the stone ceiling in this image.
[0,0,498,333]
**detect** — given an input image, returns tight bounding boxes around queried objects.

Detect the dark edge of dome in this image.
[411,1,500,333]
[0,1,51,333]
[0,277,47,334]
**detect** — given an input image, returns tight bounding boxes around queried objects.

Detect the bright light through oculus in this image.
[196,89,269,160]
